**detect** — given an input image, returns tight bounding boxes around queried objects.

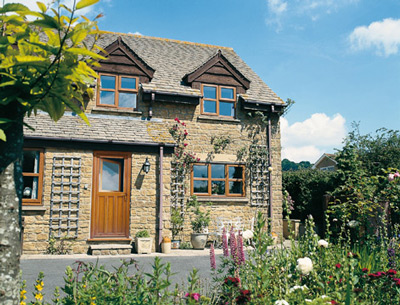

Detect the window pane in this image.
[119,92,137,108]
[229,181,243,194]
[121,77,136,89]
[101,159,121,191]
[203,100,216,113]
[203,86,216,99]
[221,87,234,99]
[211,180,225,195]
[23,176,38,199]
[100,91,115,105]
[211,164,225,179]
[229,166,243,179]
[193,165,208,178]
[23,150,40,173]
[100,75,116,89]
[220,102,235,117]
[193,180,208,193]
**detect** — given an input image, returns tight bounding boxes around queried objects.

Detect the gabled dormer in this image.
[183,50,250,118]
[95,37,154,110]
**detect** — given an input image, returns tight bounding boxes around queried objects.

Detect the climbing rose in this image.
[297,257,313,275]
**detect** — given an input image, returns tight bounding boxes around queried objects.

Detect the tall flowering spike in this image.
[210,243,216,270]
[230,227,238,265]
[237,231,245,265]
[222,227,229,257]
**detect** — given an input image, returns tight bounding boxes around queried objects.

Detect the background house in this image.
[22,33,285,255]
[312,153,337,171]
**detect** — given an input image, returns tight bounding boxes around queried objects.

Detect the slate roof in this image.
[24,112,175,145]
[94,32,284,105]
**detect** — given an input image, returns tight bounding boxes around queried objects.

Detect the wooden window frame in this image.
[191,163,245,197]
[22,148,44,206]
[97,73,139,109]
[201,84,236,117]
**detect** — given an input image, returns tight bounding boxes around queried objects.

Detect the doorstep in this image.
[89,244,132,255]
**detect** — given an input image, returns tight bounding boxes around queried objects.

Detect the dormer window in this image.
[202,84,236,117]
[97,73,138,109]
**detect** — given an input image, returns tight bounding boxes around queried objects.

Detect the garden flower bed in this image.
[21,212,399,304]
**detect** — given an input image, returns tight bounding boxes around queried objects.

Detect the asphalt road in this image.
[21,251,220,303]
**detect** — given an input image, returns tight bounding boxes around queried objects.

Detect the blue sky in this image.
[16,0,400,162]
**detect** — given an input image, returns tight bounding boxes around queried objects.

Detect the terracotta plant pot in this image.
[190,233,208,250]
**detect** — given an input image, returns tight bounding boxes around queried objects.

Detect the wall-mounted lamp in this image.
[142,158,151,174]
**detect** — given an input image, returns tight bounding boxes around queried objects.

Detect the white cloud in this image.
[349,18,400,56]
[266,0,358,29]
[281,113,346,162]
[267,0,287,15]
[128,31,143,36]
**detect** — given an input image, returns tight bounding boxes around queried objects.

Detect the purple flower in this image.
[230,227,238,264]
[210,243,216,270]
[237,231,245,265]
[222,227,229,257]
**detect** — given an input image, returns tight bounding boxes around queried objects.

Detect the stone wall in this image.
[22,95,283,254]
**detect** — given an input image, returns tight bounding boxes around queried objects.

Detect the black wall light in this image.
[143,158,151,174]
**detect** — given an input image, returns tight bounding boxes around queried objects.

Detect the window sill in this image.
[92,106,142,115]
[196,196,248,204]
[22,206,46,212]
[197,115,240,123]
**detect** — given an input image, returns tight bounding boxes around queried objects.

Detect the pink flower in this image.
[174,117,180,123]
[184,143,188,147]
[395,172,400,178]
[196,158,200,162]
[185,292,200,301]
[237,231,245,265]
[210,243,216,270]
[362,268,369,273]
[389,173,395,181]
[335,264,341,269]
[230,227,238,264]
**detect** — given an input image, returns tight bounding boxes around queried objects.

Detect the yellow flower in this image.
[20,302,26,305]
[34,293,43,301]
[35,283,43,291]
[92,297,96,300]
[83,284,86,288]
[20,289,27,300]
[90,303,96,305]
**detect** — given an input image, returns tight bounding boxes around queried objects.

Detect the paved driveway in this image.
[21,249,222,303]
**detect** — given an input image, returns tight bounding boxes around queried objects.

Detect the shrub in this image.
[135,230,150,238]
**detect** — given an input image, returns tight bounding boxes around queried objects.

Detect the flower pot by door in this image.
[171,239,181,249]
[135,237,153,254]
[190,233,208,250]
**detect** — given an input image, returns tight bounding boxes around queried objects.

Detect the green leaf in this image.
[0,3,29,14]
[76,0,99,10]
[71,30,87,45]
[67,47,106,60]
[31,14,61,29]
[0,129,6,141]
[36,1,47,13]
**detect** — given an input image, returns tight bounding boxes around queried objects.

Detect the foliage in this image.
[343,124,400,176]
[135,230,150,238]
[171,207,185,239]
[0,0,103,142]
[282,159,312,171]
[282,169,337,222]
[282,190,294,218]
[45,234,73,255]
[186,195,211,233]
[169,117,200,174]
[211,136,231,154]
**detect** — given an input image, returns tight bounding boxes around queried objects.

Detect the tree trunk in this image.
[0,103,24,305]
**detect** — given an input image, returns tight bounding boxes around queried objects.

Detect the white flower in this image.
[242,230,254,240]
[289,285,308,293]
[318,239,329,248]
[275,300,289,305]
[297,257,313,275]
[347,220,360,228]
[305,299,312,303]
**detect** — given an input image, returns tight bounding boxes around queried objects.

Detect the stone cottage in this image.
[22,32,286,254]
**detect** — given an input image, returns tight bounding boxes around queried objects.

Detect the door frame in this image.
[90,151,132,240]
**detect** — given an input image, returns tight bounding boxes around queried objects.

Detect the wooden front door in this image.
[91,151,131,239]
